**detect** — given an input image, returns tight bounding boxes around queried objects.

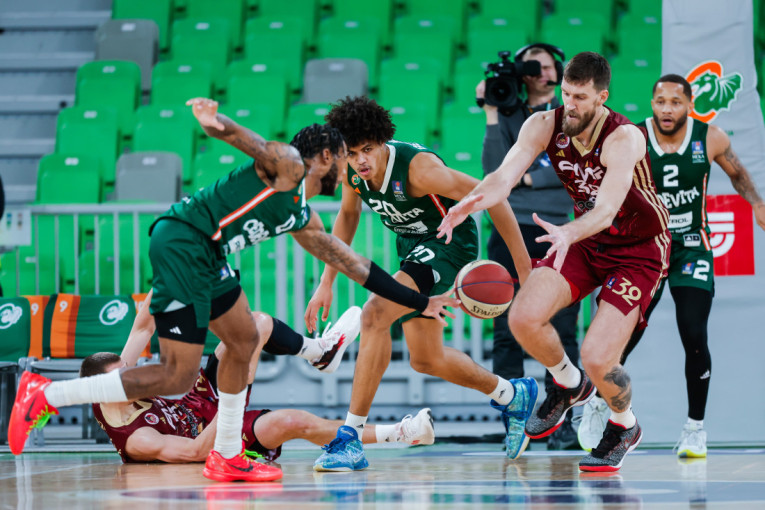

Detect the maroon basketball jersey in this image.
[545,107,669,245]
[93,369,219,463]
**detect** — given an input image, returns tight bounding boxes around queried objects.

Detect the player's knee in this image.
[579,351,612,382]
[409,355,441,375]
[507,304,539,338]
[252,312,271,335]
[361,298,392,331]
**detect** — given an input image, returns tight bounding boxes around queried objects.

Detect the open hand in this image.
[437,194,483,244]
[420,291,460,327]
[186,97,225,131]
[304,283,333,334]
[533,213,573,272]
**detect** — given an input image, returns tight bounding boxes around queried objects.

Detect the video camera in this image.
[483,51,543,113]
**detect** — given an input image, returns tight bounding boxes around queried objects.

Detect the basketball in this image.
[454,260,515,319]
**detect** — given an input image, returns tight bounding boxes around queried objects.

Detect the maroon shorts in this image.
[242,409,282,461]
[536,232,670,329]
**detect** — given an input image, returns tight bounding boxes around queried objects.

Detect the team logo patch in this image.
[0,303,23,329]
[145,413,159,425]
[686,60,743,123]
[351,174,361,185]
[99,300,129,326]
[555,132,570,149]
[692,140,705,163]
[683,233,702,247]
[681,262,695,275]
[594,148,600,157]
[392,180,406,201]
[605,276,617,289]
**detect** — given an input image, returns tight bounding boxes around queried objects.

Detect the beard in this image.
[318,161,339,196]
[653,113,688,136]
[562,108,597,137]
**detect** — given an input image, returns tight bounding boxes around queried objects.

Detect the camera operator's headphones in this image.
[514,43,565,85]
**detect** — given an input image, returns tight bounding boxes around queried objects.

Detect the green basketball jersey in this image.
[157,159,311,255]
[347,141,477,239]
[640,117,711,246]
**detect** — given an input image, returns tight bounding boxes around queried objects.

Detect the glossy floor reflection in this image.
[2,445,765,509]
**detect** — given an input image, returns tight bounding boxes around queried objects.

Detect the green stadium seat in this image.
[616,22,661,63]
[244,17,307,93]
[389,104,430,144]
[75,60,141,135]
[286,103,331,140]
[151,61,214,107]
[171,18,232,91]
[379,58,443,137]
[132,106,197,184]
[394,16,457,85]
[0,297,30,361]
[112,0,173,51]
[607,68,657,123]
[540,13,608,57]
[453,57,488,108]
[257,0,320,42]
[317,17,383,90]
[36,154,102,204]
[192,150,248,191]
[55,107,120,188]
[219,103,277,139]
[235,241,279,317]
[225,60,289,136]
[475,0,541,38]
[622,0,662,20]
[78,214,154,295]
[185,0,246,49]
[466,16,529,63]
[439,103,485,179]
[553,0,617,26]
[406,0,468,46]
[0,251,60,296]
[332,0,394,48]
[610,55,661,79]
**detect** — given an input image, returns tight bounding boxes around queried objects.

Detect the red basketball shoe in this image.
[203,450,283,482]
[8,371,58,455]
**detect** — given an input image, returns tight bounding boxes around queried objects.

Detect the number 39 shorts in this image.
[536,232,671,329]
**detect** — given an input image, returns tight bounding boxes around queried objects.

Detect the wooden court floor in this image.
[2,444,765,509]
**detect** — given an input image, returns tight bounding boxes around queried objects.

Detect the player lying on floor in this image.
[83,294,434,463]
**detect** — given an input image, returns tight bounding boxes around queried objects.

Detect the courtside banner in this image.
[707,194,755,276]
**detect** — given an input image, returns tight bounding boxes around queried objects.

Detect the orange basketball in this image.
[454,260,515,319]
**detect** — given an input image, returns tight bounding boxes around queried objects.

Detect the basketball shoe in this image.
[579,420,642,472]
[490,377,538,460]
[8,371,58,455]
[203,450,283,482]
[395,408,435,445]
[675,422,707,458]
[525,369,595,439]
[311,306,361,373]
[313,425,369,472]
[577,395,610,452]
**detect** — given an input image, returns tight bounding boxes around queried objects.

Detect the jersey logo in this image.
[392,180,406,201]
[351,174,361,185]
[556,150,565,157]
[99,300,129,326]
[681,262,695,275]
[555,132,570,149]
[691,140,705,164]
[686,60,742,123]
[145,413,159,425]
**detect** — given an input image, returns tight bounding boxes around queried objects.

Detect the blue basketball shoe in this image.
[314,425,369,472]
[491,377,538,459]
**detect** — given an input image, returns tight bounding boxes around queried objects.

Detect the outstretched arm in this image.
[125,419,218,463]
[120,291,155,368]
[707,125,765,230]
[186,97,305,191]
[438,111,553,242]
[293,212,459,331]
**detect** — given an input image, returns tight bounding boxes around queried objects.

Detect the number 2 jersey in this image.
[638,117,712,250]
[545,106,669,245]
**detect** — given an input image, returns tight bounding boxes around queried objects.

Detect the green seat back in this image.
[112,0,173,50]
[244,17,306,92]
[132,106,196,183]
[226,60,289,135]
[36,154,102,204]
[171,18,232,91]
[439,103,485,179]
[318,17,383,90]
[56,107,120,187]
[75,60,141,134]
[379,58,443,136]
[185,0,245,48]
[151,61,214,107]
[286,103,331,141]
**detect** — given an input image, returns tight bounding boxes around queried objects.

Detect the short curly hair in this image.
[325,96,395,147]
[290,123,345,159]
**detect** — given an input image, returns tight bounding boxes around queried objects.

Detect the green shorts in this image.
[666,241,715,293]
[397,227,478,323]
[149,218,240,329]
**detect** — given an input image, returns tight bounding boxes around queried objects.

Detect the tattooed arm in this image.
[186,97,305,191]
[707,124,765,230]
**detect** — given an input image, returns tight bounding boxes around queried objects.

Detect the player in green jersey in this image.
[577,74,765,458]
[9,98,458,483]
[307,96,534,471]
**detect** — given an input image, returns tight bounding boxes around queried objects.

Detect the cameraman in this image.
[477,44,580,450]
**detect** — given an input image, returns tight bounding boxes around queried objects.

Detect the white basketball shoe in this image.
[310,306,361,373]
[577,396,610,452]
[396,408,435,445]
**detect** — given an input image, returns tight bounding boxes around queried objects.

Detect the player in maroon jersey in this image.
[438,52,670,472]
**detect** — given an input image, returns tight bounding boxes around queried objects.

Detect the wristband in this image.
[362,262,429,311]
[476,98,486,108]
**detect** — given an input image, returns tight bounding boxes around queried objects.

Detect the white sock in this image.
[488,376,515,406]
[375,424,397,443]
[687,418,704,429]
[610,408,637,429]
[297,336,324,362]
[44,370,128,408]
[546,354,581,389]
[213,388,247,459]
[344,412,367,437]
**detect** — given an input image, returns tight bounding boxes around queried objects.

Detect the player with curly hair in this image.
[306,96,534,471]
